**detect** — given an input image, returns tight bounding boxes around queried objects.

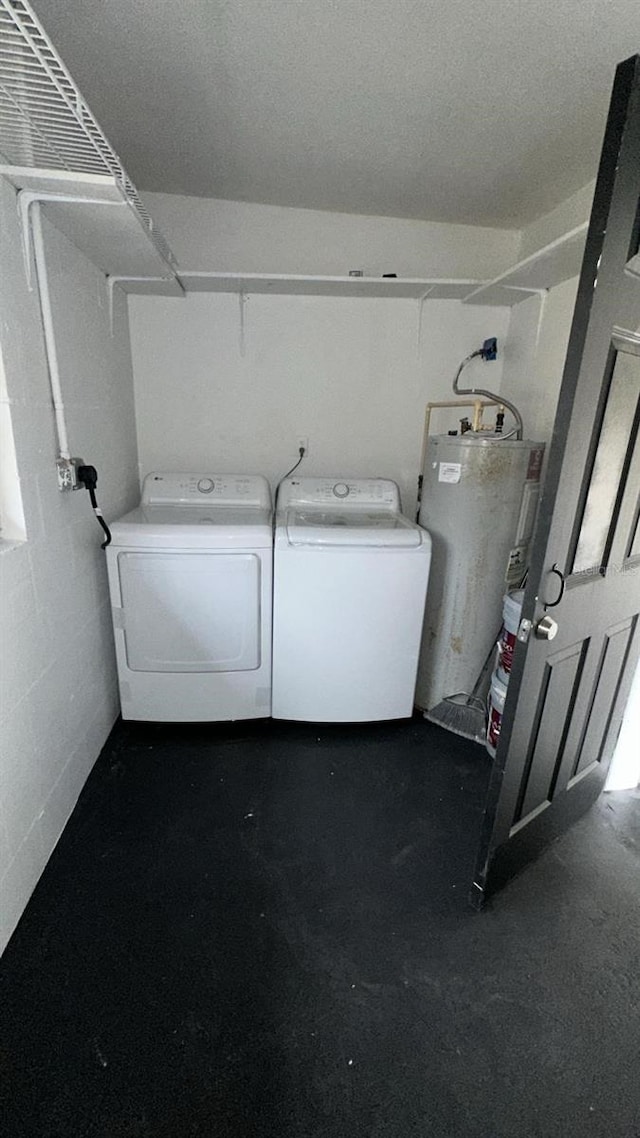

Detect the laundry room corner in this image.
[0,174,140,955]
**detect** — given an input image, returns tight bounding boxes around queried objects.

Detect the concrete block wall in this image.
[0,175,140,954]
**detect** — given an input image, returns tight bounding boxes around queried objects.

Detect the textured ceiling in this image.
[30,0,640,227]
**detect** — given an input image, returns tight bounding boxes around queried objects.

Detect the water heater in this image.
[415,434,545,713]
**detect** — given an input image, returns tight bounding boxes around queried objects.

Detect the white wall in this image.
[0,345,26,544]
[0,176,139,955]
[497,184,590,451]
[130,291,510,516]
[499,276,580,446]
[518,181,594,260]
[141,192,520,279]
[497,182,591,448]
[129,193,516,515]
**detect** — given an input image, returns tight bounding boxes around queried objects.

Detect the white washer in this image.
[272,477,431,722]
[107,473,272,722]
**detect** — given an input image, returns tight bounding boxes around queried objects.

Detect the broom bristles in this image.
[424,693,487,745]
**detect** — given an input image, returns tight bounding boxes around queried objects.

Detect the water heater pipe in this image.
[418,398,501,479]
[453,350,524,440]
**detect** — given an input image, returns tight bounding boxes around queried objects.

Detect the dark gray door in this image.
[472,55,640,904]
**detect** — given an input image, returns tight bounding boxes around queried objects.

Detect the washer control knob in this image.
[197,477,215,494]
[333,482,350,498]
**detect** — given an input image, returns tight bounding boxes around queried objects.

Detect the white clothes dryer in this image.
[107,472,272,722]
[272,477,431,722]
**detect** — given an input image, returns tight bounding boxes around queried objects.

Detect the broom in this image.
[424,637,498,745]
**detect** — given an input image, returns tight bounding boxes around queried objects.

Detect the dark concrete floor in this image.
[1,717,639,1138]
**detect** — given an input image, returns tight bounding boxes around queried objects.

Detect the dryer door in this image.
[118,552,261,672]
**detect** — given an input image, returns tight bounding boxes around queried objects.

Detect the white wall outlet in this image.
[296,436,309,456]
[57,458,75,491]
[56,456,85,492]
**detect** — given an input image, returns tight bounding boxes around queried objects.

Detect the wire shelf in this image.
[0,0,177,272]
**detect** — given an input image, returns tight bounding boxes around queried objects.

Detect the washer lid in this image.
[110,505,273,549]
[284,508,425,547]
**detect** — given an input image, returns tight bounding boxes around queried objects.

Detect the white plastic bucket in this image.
[486,670,508,757]
[496,589,524,685]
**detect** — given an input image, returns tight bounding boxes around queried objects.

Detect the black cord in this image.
[281,448,305,481]
[77,465,112,549]
[88,486,112,549]
[276,447,306,502]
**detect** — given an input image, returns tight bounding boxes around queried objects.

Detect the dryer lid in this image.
[284,508,424,548]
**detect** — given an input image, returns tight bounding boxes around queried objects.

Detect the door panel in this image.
[472,56,640,904]
[571,619,636,780]
[515,640,587,825]
[573,347,640,573]
[119,552,261,673]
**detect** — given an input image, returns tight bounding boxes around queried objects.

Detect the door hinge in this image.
[517,617,532,643]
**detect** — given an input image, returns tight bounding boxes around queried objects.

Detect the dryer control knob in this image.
[333,482,350,498]
[197,477,215,493]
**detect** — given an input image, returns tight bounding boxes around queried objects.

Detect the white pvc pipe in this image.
[30,201,71,460]
[20,187,172,467]
[18,191,118,277]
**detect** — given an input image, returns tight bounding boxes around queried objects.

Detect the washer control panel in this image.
[142,472,272,507]
[278,477,400,510]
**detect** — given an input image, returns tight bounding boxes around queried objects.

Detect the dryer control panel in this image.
[142,472,272,508]
[278,477,400,511]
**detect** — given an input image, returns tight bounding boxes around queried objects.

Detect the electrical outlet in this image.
[296,436,309,456]
[56,456,85,492]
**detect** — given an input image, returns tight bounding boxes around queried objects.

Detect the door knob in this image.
[535,614,558,640]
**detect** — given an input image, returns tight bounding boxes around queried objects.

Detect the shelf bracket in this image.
[106,275,186,334]
[238,288,248,357]
[107,276,119,336]
[416,288,434,349]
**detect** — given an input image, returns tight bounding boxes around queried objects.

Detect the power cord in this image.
[276,446,306,503]
[77,465,112,549]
